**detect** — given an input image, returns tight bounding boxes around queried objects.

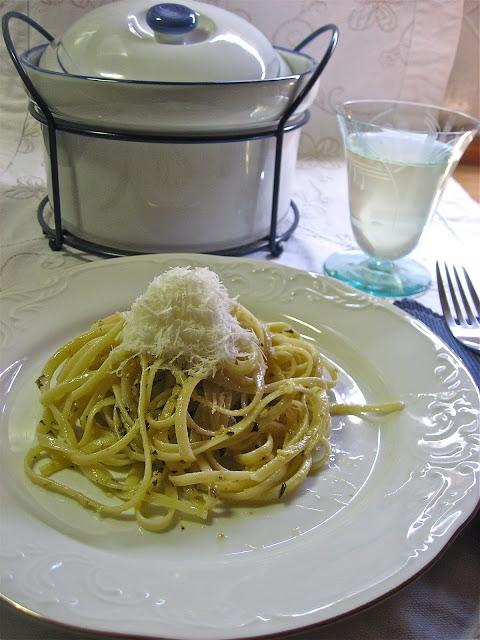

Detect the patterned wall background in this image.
[444,0,479,119]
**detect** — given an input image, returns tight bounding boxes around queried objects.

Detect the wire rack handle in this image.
[2,12,56,128]
[278,24,339,132]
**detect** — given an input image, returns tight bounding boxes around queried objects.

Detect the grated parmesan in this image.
[121,266,255,377]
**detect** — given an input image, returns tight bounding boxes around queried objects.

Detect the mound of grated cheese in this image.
[121,266,255,377]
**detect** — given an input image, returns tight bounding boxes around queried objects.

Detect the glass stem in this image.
[366,258,396,273]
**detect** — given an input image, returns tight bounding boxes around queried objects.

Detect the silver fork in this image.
[436,262,480,353]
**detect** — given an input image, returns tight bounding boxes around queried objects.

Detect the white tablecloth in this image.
[2,158,479,306]
[0,157,479,639]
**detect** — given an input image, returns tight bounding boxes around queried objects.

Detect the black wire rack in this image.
[2,12,338,259]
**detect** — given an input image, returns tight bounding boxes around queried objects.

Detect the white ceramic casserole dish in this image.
[3,1,338,253]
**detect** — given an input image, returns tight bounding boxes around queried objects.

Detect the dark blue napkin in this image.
[394,299,479,385]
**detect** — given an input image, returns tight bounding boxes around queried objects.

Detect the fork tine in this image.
[436,262,453,324]
[444,264,464,324]
[453,266,477,325]
[462,267,480,319]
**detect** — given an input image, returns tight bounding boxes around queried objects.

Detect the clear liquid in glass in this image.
[346,131,451,261]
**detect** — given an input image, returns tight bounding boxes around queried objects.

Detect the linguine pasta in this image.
[25,300,402,532]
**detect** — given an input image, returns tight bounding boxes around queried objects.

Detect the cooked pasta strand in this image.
[25,305,401,531]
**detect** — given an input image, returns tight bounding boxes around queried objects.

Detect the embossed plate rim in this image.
[0,254,479,640]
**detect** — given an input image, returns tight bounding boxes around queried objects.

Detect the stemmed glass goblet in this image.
[324,100,480,297]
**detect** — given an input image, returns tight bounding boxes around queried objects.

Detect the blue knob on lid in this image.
[146,3,198,35]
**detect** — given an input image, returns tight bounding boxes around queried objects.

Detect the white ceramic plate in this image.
[1,254,478,640]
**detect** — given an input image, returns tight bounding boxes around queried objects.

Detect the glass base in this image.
[323,250,431,298]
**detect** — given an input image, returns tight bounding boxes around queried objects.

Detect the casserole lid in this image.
[39,0,291,82]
